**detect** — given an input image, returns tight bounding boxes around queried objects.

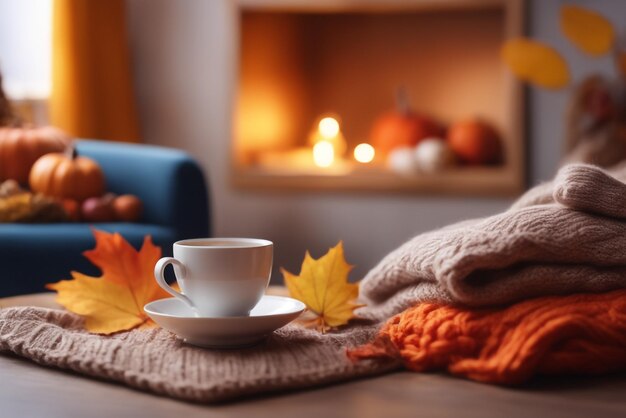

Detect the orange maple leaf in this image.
[281,242,362,333]
[47,229,169,334]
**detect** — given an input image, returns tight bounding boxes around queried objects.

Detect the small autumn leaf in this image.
[560,5,615,56]
[281,241,362,332]
[501,38,570,89]
[47,229,169,334]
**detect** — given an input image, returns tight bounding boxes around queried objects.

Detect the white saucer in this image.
[143,295,305,349]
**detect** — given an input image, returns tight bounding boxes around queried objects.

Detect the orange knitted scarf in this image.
[349,289,626,384]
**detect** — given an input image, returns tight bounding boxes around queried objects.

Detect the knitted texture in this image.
[348,289,626,385]
[0,307,398,403]
[553,164,626,219]
[360,163,626,320]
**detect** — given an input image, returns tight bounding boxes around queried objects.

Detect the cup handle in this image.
[154,257,196,310]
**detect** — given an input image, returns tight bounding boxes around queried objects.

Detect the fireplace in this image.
[232,0,525,195]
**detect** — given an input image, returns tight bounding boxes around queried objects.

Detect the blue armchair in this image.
[0,140,210,297]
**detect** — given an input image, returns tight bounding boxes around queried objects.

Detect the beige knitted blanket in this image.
[361,163,626,319]
[2,163,626,403]
[0,307,397,403]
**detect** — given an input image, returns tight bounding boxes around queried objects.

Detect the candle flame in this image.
[318,117,340,139]
[354,143,375,163]
[313,140,335,167]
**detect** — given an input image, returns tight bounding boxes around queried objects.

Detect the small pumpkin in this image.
[447,118,502,165]
[29,145,105,201]
[370,88,443,157]
[0,126,71,184]
[81,194,116,222]
[112,194,143,222]
[414,138,456,173]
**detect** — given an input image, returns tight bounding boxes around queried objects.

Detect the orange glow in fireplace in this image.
[234,5,524,194]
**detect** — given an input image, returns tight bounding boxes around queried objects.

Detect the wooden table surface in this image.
[2,293,626,418]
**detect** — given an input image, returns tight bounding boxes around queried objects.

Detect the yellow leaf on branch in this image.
[560,5,615,56]
[47,230,169,334]
[281,242,362,332]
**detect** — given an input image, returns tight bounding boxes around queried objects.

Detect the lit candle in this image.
[309,116,346,165]
[318,117,340,139]
[354,143,375,163]
[313,140,335,167]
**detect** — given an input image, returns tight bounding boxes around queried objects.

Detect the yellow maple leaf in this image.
[47,230,169,334]
[501,38,570,89]
[560,5,615,56]
[281,241,361,332]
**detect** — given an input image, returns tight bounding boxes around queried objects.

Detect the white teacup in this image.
[154,238,273,317]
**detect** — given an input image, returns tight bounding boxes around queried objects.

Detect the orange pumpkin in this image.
[29,146,105,201]
[112,194,143,222]
[0,126,71,184]
[447,119,502,165]
[370,89,443,156]
[371,112,443,157]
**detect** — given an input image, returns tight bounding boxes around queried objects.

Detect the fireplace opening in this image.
[233,1,524,195]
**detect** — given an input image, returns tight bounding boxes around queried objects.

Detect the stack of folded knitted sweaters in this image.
[351,163,626,383]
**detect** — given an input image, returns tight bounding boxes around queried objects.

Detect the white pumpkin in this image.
[387,147,419,175]
[414,138,456,173]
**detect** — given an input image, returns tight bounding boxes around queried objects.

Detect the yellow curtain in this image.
[50,0,140,142]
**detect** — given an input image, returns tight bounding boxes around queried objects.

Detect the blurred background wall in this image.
[124,0,626,281]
